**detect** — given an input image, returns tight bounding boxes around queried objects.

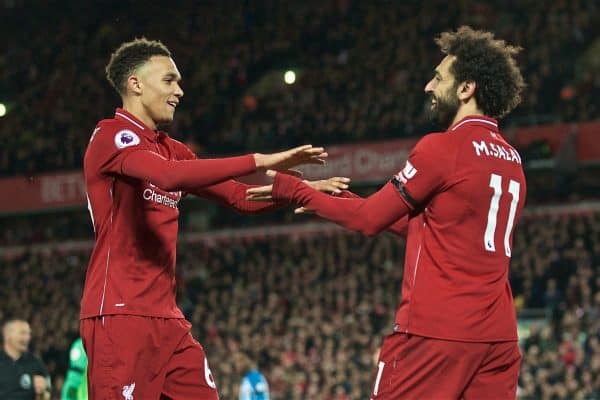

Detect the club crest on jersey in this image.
[394,161,417,184]
[114,130,140,149]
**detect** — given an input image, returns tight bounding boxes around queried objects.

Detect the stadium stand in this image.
[1,0,598,176]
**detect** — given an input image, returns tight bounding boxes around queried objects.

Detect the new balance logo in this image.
[394,161,418,184]
[122,383,135,400]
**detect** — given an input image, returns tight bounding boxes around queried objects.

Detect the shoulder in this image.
[165,135,197,160]
[22,352,43,365]
[93,120,142,147]
[411,131,452,158]
[86,119,146,160]
[415,131,446,147]
[70,340,86,359]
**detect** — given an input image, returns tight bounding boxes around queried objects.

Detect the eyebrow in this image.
[163,72,181,81]
[434,70,442,79]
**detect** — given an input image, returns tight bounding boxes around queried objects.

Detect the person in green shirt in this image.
[61,338,87,400]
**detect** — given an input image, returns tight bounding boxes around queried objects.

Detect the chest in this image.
[0,358,36,395]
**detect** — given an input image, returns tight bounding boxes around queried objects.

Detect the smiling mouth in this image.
[167,101,178,109]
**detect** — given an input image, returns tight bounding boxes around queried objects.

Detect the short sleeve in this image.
[86,125,149,175]
[69,339,88,370]
[391,133,450,209]
[31,355,50,378]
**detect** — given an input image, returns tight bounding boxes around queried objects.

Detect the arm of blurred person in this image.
[33,375,50,400]
[29,353,51,400]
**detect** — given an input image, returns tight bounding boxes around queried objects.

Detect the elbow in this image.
[358,222,383,237]
[357,216,387,237]
[361,227,381,237]
[152,169,180,192]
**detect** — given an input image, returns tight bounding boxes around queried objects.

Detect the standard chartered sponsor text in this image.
[143,188,179,209]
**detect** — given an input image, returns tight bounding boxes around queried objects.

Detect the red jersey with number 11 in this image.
[393,116,526,341]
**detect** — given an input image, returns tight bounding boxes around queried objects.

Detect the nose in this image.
[424,77,436,93]
[175,83,184,98]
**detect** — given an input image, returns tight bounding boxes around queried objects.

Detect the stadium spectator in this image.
[0,210,599,398]
[1,1,598,176]
[0,319,51,400]
[234,351,270,400]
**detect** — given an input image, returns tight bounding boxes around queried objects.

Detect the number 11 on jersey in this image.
[484,173,520,257]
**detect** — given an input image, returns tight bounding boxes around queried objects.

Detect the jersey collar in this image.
[449,115,499,133]
[114,108,167,141]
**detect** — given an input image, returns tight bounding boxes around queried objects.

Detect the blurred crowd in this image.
[1,0,599,176]
[1,210,599,399]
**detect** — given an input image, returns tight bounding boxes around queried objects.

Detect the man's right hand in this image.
[33,375,50,400]
[254,145,327,171]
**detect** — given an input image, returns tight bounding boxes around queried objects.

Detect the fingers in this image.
[290,145,326,158]
[305,176,351,194]
[292,144,314,152]
[246,184,273,201]
[247,194,273,201]
[271,169,303,178]
[294,207,315,214]
[305,158,327,165]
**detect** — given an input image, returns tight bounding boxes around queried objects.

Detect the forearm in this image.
[337,189,408,236]
[121,151,257,191]
[272,174,410,236]
[194,180,285,214]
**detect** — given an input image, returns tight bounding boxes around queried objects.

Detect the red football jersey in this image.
[81,109,257,319]
[271,116,526,342]
[392,116,526,341]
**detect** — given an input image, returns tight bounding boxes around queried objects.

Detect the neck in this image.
[4,343,22,361]
[122,98,156,130]
[451,102,484,127]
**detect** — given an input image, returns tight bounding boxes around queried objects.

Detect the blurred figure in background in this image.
[61,337,87,400]
[0,319,51,400]
[234,352,270,400]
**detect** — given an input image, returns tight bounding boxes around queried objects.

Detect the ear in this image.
[457,80,476,102]
[127,75,143,96]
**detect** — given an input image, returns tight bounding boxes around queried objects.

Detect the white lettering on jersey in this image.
[472,140,521,164]
[394,160,418,184]
[114,130,140,149]
[204,357,217,389]
[143,188,180,209]
[122,383,135,400]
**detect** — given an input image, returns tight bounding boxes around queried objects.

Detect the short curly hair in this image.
[105,37,171,95]
[435,26,525,119]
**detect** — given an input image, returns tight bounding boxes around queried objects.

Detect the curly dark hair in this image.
[435,26,525,119]
[105,37,171,95]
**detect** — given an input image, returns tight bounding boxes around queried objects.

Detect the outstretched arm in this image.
[108,144,326,192]
[122,151,258,192]
[191,180,283,214]
[327,189,408,236]
[249,173,412,237]
[192,175,352,215]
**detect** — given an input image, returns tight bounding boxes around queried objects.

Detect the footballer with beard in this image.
[248,26,527,399]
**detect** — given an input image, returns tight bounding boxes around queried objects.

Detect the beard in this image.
[425,88,460,130]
